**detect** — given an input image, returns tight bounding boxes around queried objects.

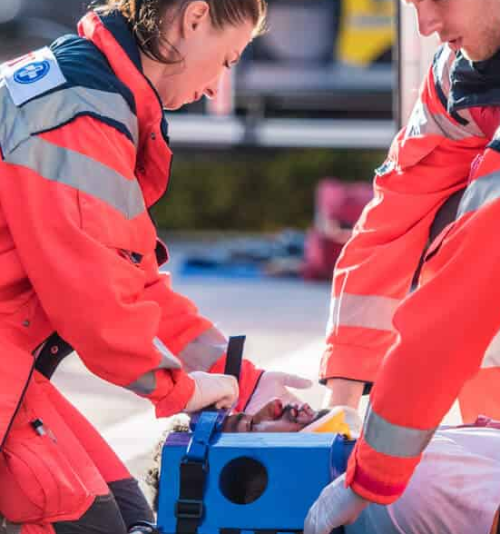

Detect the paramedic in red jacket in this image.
[306,0,500,532]
[0,1,311,533]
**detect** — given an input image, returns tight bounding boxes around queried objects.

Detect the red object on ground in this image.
[302,178,372,280]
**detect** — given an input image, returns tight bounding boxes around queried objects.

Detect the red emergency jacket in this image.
[0,10,262,448]
[323,44,500,503]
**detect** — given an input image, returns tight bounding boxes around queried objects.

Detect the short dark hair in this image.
[96,0,267,64]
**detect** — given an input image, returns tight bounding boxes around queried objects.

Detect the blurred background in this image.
[1,0,451,484]
[0,0,399,280]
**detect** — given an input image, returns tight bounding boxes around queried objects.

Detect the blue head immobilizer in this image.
[156,337,355,534]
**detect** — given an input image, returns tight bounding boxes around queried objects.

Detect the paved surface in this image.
[51,237,461,503]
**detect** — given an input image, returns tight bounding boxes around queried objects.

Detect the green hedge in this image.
[151,148,386,231]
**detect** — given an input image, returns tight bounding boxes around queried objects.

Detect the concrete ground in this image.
[51,237,461,502]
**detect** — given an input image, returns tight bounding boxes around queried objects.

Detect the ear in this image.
[182,0,210,38]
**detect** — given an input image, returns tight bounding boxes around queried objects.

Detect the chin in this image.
[461,49,483,61]
[161,96,185,111]
[163,102,183,111]
[462,45,500,62]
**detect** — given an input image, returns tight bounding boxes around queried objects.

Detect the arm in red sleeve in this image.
[141,263,263,411]
[322,45,487,386]
[346,153,500,502]
[0,115,194,417]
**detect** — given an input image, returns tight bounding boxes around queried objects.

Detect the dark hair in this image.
[96,0,267,64]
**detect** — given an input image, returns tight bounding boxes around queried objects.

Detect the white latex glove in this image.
[304,473,369,534]
[245,371,313,414]
[184,371,239,412]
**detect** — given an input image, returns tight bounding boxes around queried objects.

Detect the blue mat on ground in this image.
[179,259,265,279]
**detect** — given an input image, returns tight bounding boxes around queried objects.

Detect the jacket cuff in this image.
[320,342,386,384]
[345,438,419,505]
[154,370,195,418]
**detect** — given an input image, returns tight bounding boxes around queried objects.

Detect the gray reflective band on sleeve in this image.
[327,294,399,334]
[0,84,138,154]
[5,136,145,219]
[406,100,482,141]
[433,45,454,98]
[125,338,182,395]
[178,327,227,373]
[153,337,183,370]
[457,172,500,219]
[363,403,437,458]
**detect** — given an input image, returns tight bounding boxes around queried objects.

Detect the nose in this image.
[415,3,443,37]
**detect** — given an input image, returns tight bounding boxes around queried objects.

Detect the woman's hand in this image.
[184,371,239,412]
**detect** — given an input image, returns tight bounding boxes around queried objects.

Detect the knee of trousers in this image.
[1,495,129,534]
[0,379,109,524]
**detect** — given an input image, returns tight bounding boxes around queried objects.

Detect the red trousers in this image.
[0,372,153,534]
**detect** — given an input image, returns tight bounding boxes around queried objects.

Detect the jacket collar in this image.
[78,10,172,208]
[449,49,500,112]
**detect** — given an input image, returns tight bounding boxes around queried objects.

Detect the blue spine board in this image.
[158,432,347,534]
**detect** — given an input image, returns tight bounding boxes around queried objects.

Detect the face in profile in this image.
[145,1,255,110]
[222,399,319,433]
[406,0,500,61]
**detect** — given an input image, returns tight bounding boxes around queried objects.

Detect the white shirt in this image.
[346,427,500,534]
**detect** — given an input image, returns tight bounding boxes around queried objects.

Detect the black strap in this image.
[410,187,466,291]
[206,335,246,412]
[175,460,207,534]
[175,336,246,533]
[34,332,74,379]
[223,335,245,381]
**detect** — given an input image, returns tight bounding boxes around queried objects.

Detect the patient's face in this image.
[223,399,316,433]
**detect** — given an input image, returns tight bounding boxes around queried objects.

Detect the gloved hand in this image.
[304,473,369,534]
[245,371,313,414]
[184,371,239,412]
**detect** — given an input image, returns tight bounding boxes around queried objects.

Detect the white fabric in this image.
[184,371,239,412]
[346,427,500,534]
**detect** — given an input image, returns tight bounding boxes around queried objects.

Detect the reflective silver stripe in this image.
[456,107,485,137]
[457,172,500,218]
[154,337,183,370]
[433,45,455,99]
[6,136,145,219]
[179,327,227,373]
[126,337,182,395]
[327,294,399,334]
[406,100,481,141]
[0,83,138,155]
[364,403,437,458]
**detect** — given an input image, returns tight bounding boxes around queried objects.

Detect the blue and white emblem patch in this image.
[14,61,51,85]
[1,47,66,106]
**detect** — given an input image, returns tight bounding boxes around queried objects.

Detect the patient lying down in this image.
[148,401,500,534]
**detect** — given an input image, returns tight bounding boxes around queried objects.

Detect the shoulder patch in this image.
[1,47,67,107]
